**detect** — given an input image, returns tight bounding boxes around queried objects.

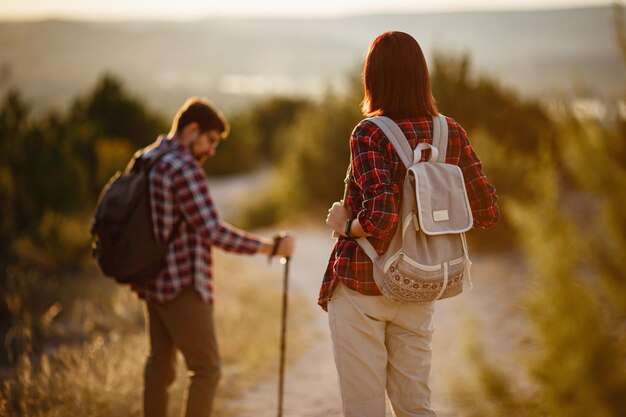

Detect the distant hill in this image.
[0,6,622,115]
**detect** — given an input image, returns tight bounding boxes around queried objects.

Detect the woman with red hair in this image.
[322,31,499,416]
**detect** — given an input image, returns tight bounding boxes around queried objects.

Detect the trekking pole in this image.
[277,256,290,417]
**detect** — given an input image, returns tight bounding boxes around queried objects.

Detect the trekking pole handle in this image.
[332,163,352,238]
[269,232,288,264]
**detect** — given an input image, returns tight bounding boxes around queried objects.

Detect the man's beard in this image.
[195,152,210,165]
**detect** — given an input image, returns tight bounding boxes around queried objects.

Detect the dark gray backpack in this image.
[91,146,177,284]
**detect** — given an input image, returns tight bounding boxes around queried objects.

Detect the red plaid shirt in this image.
[131,136,261,304]
[318,116,499,311]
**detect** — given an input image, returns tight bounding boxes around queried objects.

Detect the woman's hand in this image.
[326,201,352,236]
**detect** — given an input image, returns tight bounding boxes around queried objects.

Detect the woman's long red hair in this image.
[361,31,438,118]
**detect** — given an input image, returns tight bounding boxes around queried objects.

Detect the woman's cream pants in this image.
[328,281,437,417]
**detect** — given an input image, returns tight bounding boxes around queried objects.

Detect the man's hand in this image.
[326,201,351,236]
[259,234,296,259]
[275,235,295,258]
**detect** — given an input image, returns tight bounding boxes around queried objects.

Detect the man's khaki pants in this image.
[143,287,220,417]
[328,281,436,417]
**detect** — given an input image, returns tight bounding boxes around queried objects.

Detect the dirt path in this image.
[222,227,528,417]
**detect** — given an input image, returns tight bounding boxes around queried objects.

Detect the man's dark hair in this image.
[172,97,230,138]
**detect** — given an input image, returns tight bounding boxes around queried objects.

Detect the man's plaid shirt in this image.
[131,136,261,304]
[318,116,499,311]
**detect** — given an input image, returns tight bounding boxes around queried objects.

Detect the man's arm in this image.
[172,160,293,256]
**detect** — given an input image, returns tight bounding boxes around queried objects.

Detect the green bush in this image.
[453,117,626,417]
[94,138,134,188]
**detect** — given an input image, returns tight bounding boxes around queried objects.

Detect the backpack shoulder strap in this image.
[432,114,448,163]
[145,146,176,171]
[356,235,379,261]
[143,144,183,242]
[356,117,412,260]
[366,116,413,168]
[125,141,176,174]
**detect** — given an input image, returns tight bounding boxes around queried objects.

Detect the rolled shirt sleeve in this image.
[351,123,400,239]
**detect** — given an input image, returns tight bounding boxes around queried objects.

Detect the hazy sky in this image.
[0,0,610,20]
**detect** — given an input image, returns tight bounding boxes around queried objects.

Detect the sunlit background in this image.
[0,0,609,19]
[0,0,619,116]
[1,1,625,417]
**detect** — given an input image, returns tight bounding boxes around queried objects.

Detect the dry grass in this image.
[0,251,311,417]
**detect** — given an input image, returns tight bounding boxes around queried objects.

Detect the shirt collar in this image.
[157,134,183,150]
[158,134,195,160]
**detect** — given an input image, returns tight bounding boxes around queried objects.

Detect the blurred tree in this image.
[432,52,555,155]
[283,91,362,208]
[247,96,311,161]
[94,138,134,188]
[66,74,168,196]
[0,74,169,268]
[431,52,559,250]
[70,74,167,149]
[202,110,261,176]
[238,74,363,228]
[203,96,311,176]
[0,90,30,261]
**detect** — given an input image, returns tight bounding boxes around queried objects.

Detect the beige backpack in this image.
[356,115,473,303]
